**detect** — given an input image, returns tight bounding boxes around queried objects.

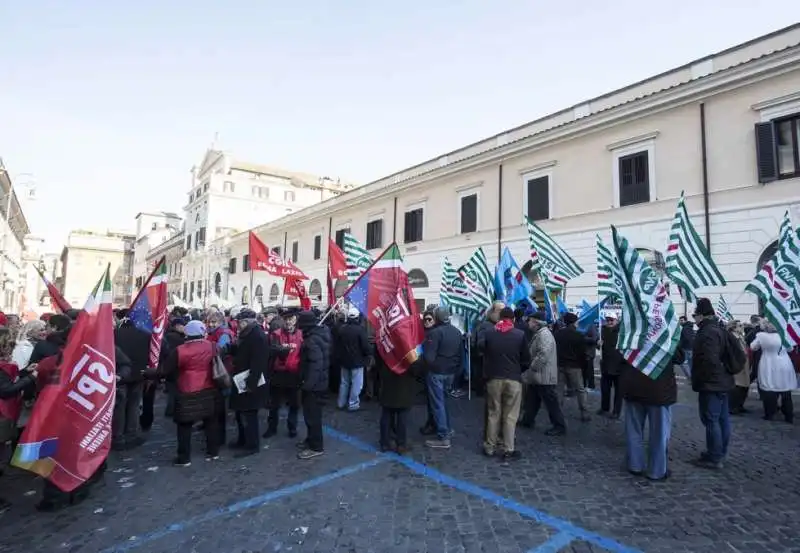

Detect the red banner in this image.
[12,267,116,492]
[327,239,347,306]
[284,277,312,310]
[249,232,308,279]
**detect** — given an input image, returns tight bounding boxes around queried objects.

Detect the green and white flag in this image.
[611,226,680,379]
[716,295,733,323]
[344,232,373,283]
[526,217,583,291]
[457,247,493,313]
[596,234,621,300]
[440,256,478,314]
[665,191,726,302]
[780,210,794,247]
[745,214,800,348]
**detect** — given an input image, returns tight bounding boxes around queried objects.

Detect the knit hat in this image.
[530,310,547,322]
[185,320,207,337]
[693,297,715,317]
[235,308,257,321]
[434,306,451,324]
[499,307,514,320]
[347,305,360,319]
[563,312,578,325]
[297,310,318,330]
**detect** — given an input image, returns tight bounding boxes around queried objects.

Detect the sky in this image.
[1,1,799,251]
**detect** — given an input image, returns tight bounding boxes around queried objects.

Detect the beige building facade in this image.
[145,230,185,301]
[132,211,182,294]
[60,229,135,307]
[199,25,800,320]
[0,159,33,314]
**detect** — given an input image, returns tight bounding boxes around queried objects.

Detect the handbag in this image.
[212,354,231,390]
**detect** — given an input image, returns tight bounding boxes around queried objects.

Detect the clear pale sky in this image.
[1,1,798,251]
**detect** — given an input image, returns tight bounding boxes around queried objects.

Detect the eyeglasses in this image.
[423,318,433,323]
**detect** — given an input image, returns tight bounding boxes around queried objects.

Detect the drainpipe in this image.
[392,197,398,242]
[497,164,503,263]
[700,103,711,250]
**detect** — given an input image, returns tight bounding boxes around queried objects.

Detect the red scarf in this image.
[495,320,514,333]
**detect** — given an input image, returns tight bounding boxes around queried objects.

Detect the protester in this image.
[582,322,599,390]
[422,306,463,449]
[691,297,732,470]
[229,308,270,457]
[297,310,331,459]
[160,320,221,466]
[598,316,624,419]
[265,310,303,439]
[336,306,372,412]
[113,315,151,451]
[479,307,528,459]
[726,320,752,415]
[28,314,71,365]
[520,312,566,436]
[11,320,46,370]
[554,312,591,422]
[751,320,797,423]
[378,356,418,454]
[678,315,696,378]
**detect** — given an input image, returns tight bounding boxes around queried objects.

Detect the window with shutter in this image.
[334,228,349,249]
[460,194,478,234]
[313,235,322,260]
[366,219,383,249]
[525,176,550,221]
[292,241,299,262]
[243,254,250,272]
[755,122,779,183]
[228,258,237,274]
[618,152,650,207]
[272,246,281,257]
[404,208,424,243]
[773,116,800,180]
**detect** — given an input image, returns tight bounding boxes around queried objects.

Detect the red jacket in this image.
[271,328,303,373]
[0,361,22,422]
[175,339,215,394]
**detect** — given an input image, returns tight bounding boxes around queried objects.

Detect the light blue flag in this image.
[556,294,569,315]
[576,298,608,334]
[492,247,534,308]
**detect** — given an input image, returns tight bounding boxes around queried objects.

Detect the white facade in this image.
[199,25,800,321]
[0,158,32,314]
[145,231,185,301]
[60,229,135,307]
[179,150,357,305]
[132,211,182,294]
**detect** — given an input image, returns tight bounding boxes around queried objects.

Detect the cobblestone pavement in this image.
[2,383,800,553]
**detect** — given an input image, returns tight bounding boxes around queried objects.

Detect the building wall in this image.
[62,230,135,307]
[146,231,185,300]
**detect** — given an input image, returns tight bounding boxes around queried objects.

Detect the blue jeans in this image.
[624,401,672,479]
[426,373,455,440]
[681,349,693,378]
[697,391,731,462]
[338,367,364,410]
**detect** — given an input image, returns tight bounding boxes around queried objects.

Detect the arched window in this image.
[241,286,249,305]
[309,279,323,302]
[214,273,222,296]
[407,269,429,288]
[230,286,236,301]
[255,284,263,301]
[269,283,280,302]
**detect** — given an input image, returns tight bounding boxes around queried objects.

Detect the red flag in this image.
[343,244,423,374]
[249,232,307,279]
[284,277,312,310]
[127,257,169,368]
[12,266,116,492]
[327,239,347,306]
[34,265,72,313]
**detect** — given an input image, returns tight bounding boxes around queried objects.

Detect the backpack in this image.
[722,331,746,375]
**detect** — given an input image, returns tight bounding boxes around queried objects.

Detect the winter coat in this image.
[522,326,558,386]
[691,318,734,393]
[269,328,304,388]
[584,325,599,359]
[679,322,696,350]
[336,320,372,369]
[479,320,529,382]
[229,323,270,411]
[161,338,219,423]
[28,332,66,365]
[423,323,463,375]
[378,363,419,409]
[752,332,797,392]
[600,325,625,376]
[731,333,752,388]
[554,326,586,369]
[115,324,152,382]
[621,361,677,406]
[299,325,332,392]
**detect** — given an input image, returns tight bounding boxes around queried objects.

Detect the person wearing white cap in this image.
[335,306,372,412]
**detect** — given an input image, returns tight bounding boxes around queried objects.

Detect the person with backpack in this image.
[264,310,303,439]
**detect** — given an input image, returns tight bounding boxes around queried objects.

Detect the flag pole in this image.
[318,296,345,325]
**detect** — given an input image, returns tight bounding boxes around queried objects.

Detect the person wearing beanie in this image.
[296,310,332,459]
[520,311,566,435]
[228,308,270,457]
[422,305,463,449]
[112,314,151,451]
[478,307,529,459]
[468,302,505,400]
[335,306,372,412]
[691,297,733,470]
[553,311,591,421]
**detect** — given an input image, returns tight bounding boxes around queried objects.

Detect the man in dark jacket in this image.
[422,306,463,449]
[336,306,372,411]
[479,307,529,459]
[598,317,624,418]
[113,317,151,451]
[554,312,591,421]
[691,297,732,470]
[296,310,331,460]
[229,308,270,457]
[678,316,696,378]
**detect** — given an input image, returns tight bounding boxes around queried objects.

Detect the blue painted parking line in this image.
[99,457,386,553]
[527,531,576,552]
[324,426,644,553]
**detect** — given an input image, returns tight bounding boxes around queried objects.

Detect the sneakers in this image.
[502,451,522,461]
[205,455,220,462]
[297,448,324,460]
[296,440,310,450]
[172,458,192,467]
[425,438,451,449]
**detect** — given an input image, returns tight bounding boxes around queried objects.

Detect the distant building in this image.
[145,230,184,302]
[132,211,182,294]
[60,229,136,307]
[0,158,32,313]
[179,149,357,305]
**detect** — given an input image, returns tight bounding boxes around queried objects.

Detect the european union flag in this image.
[129,290,154,333]
[345,272,370,316]
[492,247,533,308]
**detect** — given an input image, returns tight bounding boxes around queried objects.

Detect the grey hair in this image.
[760,320,777,333]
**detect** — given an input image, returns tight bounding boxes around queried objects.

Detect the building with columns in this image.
[197,24,800,321]
[179,150,357,305]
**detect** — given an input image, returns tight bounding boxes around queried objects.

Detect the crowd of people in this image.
[0,294,797,515]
